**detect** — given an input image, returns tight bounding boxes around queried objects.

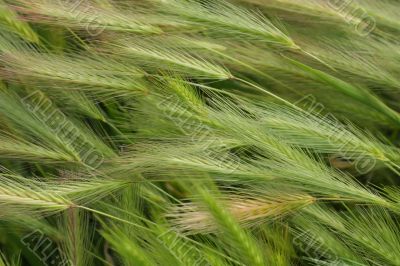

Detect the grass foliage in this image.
[0,0,400,265]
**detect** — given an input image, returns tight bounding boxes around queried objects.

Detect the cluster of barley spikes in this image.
[0,0,400,265]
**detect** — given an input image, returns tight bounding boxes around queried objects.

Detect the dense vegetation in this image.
[0,0,400,265]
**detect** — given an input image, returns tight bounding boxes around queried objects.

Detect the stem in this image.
[298,48,336,72]
[387,162,400,176]
[233,77,303,112]
[208,47,300,96]
[78,205,152,231]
